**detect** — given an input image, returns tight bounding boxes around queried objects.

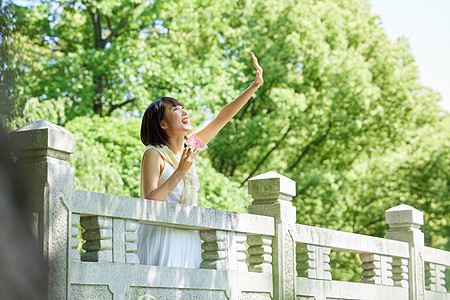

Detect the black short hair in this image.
[140,97,183,146]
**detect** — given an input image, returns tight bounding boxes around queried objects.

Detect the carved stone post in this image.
[248,171,297,300]
[386,204,425,300]
[9,120,75,299]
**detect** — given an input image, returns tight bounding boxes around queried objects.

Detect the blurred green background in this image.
[1,0,448,282]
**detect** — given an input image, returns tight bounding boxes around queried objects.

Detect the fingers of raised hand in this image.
[255,69,263,86]
[251,53,258,67]
[251,52,262,71]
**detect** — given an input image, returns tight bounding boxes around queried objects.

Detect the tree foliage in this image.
[204,0,449,251]
[0,1,22,131]
[13,0,449,267]
[13,0,243,123]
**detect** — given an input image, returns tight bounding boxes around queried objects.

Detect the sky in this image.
[370,0,450,112]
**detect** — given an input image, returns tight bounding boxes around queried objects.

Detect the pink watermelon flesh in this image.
[185,134,207,151]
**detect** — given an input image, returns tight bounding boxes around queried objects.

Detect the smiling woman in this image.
[135,52,263,268]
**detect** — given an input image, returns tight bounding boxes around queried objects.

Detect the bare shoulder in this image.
[142,148,164,174]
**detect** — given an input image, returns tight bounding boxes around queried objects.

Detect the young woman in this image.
[136,52,263,268]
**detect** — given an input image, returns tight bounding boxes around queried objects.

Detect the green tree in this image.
[208,0,441,181]
[13,0,245,124]
[0,1,23,131]
[205,0,448,247]
[14,0,449,265]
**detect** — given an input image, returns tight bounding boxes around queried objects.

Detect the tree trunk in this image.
[90,7,106,116]
[93,75,104,116]
[287,121,332,172]
[241,125,292,186]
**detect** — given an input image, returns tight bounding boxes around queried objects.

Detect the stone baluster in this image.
[248,171,297,300]
[200,230,248,272]
[10,120,75,299]
[360,253,381,284]
[230,232,248,272]
[248,235,273,273]
[392,256,409,288]
[386,204,425,300]
[297,243,332,280]
[360,253,394,286]
[70,214,81,261]
[125,220,139,264]
[81,216,113,262]
[200,230,228,270]
[425,262,447,292]
[381,255,394,286]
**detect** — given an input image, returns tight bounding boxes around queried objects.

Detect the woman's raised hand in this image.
[176,147,198,174]
[251,52,263,88]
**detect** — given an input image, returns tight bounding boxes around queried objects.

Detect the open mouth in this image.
[182,118,190,125]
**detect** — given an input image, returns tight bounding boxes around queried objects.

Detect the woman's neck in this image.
[166,135,185,158]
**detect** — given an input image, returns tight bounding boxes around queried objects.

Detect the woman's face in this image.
[161,103,193,136]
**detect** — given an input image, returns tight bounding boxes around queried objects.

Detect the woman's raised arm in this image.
[194,52,263,144]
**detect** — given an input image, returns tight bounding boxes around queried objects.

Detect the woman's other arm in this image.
[194,52,263,144]
[141,148,197,201]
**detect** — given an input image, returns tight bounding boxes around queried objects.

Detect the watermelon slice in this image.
[185,134,208,151]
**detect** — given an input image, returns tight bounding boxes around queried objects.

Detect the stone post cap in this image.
[386,204,424,228]
[9,120,75,157]
[248,171,296,202]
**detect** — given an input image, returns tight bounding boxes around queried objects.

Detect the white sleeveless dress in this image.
[135,148,202,268]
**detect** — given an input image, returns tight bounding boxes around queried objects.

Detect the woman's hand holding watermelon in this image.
[251,52,264,88]
[176,146,198,175]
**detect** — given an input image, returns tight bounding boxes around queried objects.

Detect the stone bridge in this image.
[9,120,450,300]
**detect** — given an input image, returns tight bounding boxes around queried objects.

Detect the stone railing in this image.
[69,189,275,299]
[294,215,410,299]
[9,120,450,300]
